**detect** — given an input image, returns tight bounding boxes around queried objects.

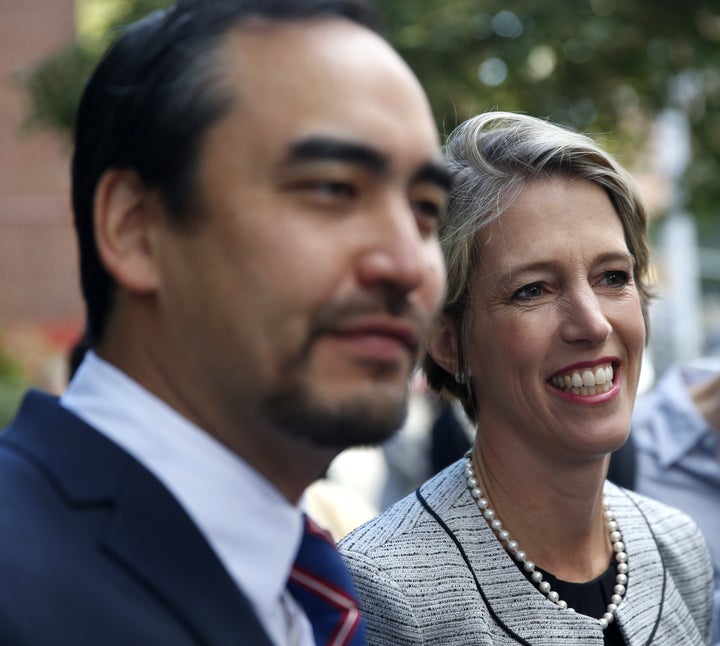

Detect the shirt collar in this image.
[634,364,716,468]
[60,351,304,617]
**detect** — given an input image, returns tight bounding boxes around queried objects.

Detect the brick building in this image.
[0,0,82,392]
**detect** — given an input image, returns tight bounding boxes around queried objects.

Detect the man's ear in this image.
[427,313,461,376]
[93,169,162,294]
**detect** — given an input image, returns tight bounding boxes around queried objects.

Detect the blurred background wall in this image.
[0,0,81,422]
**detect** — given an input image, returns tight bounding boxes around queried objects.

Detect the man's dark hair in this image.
[72,0,381,347]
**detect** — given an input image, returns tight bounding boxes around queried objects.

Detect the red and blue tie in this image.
[287,516,367,646]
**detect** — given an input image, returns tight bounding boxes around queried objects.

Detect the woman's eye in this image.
[513,283,544,301]
[603,270,629,288]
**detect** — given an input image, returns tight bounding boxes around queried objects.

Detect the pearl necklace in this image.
[463,452,628,630]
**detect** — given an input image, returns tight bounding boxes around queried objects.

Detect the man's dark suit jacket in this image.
[0,390,274,645]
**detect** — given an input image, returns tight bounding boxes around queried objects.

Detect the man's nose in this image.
[355,196,431,295]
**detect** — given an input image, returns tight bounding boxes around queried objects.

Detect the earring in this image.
[455,370,464,384]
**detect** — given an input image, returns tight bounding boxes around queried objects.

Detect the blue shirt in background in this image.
[633,362,720,645]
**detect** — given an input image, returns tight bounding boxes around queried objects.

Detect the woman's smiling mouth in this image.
[549,362,615,396]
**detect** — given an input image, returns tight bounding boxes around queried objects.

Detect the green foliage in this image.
[19,0,720,224]
[379,0,720,223]
[20,0,172,139]
[0,342,28,429]
[22,43,99,138]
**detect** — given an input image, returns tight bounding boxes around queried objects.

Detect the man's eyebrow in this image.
[285,137,388,173]
[411,162,454,192]
[284,136,454,191]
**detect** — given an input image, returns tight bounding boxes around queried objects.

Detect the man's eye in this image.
[603,270,629,288]
[305,181,357,199]
[412,199,445,220]
[513,283,544,301]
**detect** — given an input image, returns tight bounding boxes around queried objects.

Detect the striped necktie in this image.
[287,515,367,646]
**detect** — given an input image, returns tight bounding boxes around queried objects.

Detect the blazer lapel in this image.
[101,460,272,646]
[606,485,704,646]
[418,461,603,645]
[4,391,273,646]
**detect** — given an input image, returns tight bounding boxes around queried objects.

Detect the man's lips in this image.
[325,319,420,359]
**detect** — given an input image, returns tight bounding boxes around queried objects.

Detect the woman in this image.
[339,112,714,645]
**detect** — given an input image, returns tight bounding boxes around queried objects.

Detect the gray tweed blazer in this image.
[339,459,714,645]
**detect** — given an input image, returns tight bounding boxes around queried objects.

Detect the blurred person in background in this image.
[633,357,720,644]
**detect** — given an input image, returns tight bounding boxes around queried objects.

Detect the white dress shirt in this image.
[61,351,315,646]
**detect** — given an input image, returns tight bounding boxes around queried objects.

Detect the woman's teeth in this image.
[550,364,614,395]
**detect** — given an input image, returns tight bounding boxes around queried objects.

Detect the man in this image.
[0,1,450,644]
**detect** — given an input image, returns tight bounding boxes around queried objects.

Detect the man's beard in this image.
[260,290,427,449]
[261,375,410,450]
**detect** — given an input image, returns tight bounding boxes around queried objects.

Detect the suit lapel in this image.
[418,461,603,645]
[101,460,272,646]
[604,486,658,644]
[4,391,273,646]
[607,485,694,646]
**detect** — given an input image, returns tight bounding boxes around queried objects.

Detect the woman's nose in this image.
[559,288,612,346]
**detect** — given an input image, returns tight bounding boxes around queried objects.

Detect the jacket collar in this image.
[3,390,273,646]
[417,461,666,645]
[636,365,714,468]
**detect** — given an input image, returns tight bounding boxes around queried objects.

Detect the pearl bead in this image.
[463,458,627,632]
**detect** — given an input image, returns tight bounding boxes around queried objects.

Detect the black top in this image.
[518,560,627,646]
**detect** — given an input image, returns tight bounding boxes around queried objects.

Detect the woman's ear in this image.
[427,313,461,376]
[93,169,162,294]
